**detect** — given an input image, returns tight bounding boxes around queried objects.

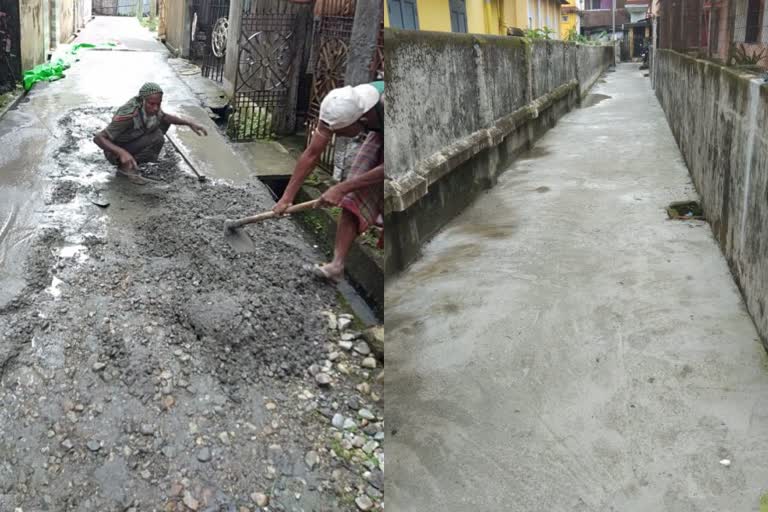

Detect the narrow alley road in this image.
[0,17,384,511]
[386,65,768,510]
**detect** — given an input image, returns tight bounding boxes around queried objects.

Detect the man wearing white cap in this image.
[273,81,384,283]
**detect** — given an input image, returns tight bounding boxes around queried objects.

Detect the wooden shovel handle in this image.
[230,199,320,228]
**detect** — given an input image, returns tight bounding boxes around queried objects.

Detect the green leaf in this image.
[760,492,768,512]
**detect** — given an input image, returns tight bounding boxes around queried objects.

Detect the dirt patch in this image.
[0,108,384,511]
[667,200,705,220]
[47,180,81,204]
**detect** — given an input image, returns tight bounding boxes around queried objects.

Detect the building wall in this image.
[58,0,74,42]
[498,0,562,34]
[384,0,567,36]
[20,0,48,71]
[415,0,452,31]
[560,6,578,39]
[655,49,768,344]
[503,0,527,31]
[467,0,504,35]
[164,0,190,56]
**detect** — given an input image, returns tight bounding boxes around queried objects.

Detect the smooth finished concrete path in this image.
[385,65,768,511]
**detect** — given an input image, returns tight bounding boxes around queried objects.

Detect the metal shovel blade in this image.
[89,193,110,208]
[224,224,255,253]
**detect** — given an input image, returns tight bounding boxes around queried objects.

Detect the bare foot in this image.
[306,263,343,283]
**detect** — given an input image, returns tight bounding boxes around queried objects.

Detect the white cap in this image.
[319,84,380,131]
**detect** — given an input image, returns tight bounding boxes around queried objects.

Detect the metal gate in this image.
[632,26,646,59]
[116,0,150,16]
[190,0,230,82]
[0,0,20,92]
[304,0,356,170]
[228,0,311,141]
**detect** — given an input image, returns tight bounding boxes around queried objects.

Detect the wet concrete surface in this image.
[0,110,50,307]
[581,92,612,108]
[0,16,383,511]
[72,15,167,52]
[232,138,301,178]
[167,104,257,184]
[386,64,768,510]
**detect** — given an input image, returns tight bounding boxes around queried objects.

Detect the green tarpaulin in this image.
[23,43,117,92]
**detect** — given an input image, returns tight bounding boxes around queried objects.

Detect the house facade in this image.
[386,0,567,37]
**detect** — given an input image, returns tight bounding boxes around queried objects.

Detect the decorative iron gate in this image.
[304,0,356,171]
[0,0,20,93]
[228,0,311,141]
[190,0,230,82]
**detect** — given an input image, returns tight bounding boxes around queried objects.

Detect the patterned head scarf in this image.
[139,82,163,99]
[114,82,164,117]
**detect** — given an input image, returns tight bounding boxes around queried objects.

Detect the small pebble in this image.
[355,495,374,511]
[305,450,319,470]
[251,492,269,507]
[315,373,332,387]
[197,447,212,463]
[354,342,371,356]
[331,414,345,429]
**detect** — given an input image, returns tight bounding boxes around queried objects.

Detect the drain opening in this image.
[667,201,704,220]
[258,176,290,201]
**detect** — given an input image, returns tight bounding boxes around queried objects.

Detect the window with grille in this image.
[585,0,610,9]
[388,0,419,30]
[449,0,468,32]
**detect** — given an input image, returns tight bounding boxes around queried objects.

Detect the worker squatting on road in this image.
[93,82,208,180]
[273,81,385,283]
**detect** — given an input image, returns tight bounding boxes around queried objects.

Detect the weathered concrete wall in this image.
[655,49,768,344]
[76,0,92,30]
[59,0,74,43]
[164,0,189,57]
[53,0,91,44]
[20,0,47,71]
[531,39,577,99]
[577,44,614,95]
[384,29,614,275]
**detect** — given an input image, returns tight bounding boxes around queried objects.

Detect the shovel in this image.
[165,133,207,182]
[224,199,320,252]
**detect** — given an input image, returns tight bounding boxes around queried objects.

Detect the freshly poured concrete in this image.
[385,65,768,510]
[0,18,251,304]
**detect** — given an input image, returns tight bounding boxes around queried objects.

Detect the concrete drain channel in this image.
[667,200,705,221]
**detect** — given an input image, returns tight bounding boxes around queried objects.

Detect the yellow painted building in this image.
[559,0,579,39]
[502,0,565,35]
[385,0,564,37]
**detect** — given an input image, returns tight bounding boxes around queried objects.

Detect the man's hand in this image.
[318,184,346,207]
[190,123,208,136]
[119,151,138,172]
[273,197,293,215]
